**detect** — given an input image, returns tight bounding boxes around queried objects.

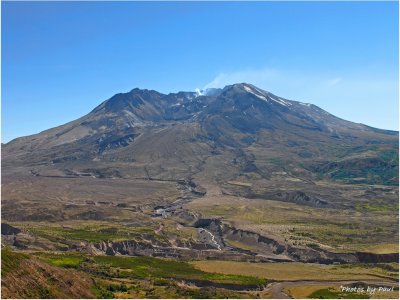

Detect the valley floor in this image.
[1,175,399,298]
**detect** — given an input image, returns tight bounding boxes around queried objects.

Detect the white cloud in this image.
[194,88,203,96]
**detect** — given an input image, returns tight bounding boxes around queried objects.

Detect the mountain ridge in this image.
[5,83,397,145]
[2,83,398,186]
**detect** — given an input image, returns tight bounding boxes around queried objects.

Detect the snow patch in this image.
[253,86,268,96]
[269,96,291,107]
[243,84,291,107]
[243,85,269,101]
[243,85,254,93]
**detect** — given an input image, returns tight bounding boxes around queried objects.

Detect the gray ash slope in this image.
[2,83,398,186]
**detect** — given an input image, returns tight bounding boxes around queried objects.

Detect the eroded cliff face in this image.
[193,219,359,263]
[355,252,399,263]
[3,216,397,264]
[63,218,398,265]
[78,240,262,262]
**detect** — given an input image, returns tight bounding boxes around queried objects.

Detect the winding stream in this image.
[199,228,222,250]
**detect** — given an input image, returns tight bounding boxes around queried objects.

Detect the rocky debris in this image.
[171,209,201,224]
[250,190,331,208]
[177,179,207,196]
[151,180,206,218]
[287,245,358,264]
[73,210,106,220]
[222,225,286,256]
[194,218,288,258]
[1,223,21,235]
[198,228,222,250]
[1,223,23,249]
[270,191,329,207]
[97,133,138,153]
[93,240,156,256]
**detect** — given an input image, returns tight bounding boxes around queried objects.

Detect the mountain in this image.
[2,83,399,285]
[2,83,398,186]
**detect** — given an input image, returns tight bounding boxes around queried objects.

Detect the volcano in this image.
[2,83,398,186]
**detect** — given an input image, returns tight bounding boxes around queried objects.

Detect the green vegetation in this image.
[1,249,95,299]
[29,223,154,243]
[48,256,84,268]
[327,156,398,186]
[289,224,397,250]
[91,255,266,286]
[191,193,398,253]
[356,202,399,212]
[39,251,90,269]
[192,261,399,282]
[31,251,265,298]
[93,283,129,299]
[36,252,266,288]
[379,149,399,163]
[317,146,399,186]
[92,279,252,299]
[1,247,29,275]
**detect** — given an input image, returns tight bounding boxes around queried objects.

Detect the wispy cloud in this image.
[201,67,336,98]
[324,77,342,87]
[203,68,281,90]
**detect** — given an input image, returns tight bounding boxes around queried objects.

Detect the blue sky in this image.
[2,1,399,142]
